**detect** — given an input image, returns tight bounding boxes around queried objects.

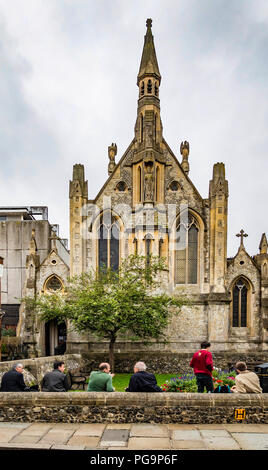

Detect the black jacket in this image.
[41,369,69,392]
[125,371,163,392]
[0,369,28,392]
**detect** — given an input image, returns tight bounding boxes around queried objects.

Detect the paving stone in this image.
[106,424,131,430]
[225,424,268,433]
[0,422,30,429]
[0,442,52,449]
[52,445,86,450]
[130,424,169,437]
[128,437,171,450]
[10,435,43,444]
[172,430,202,441]
[100,429,129,447]
[50,423,80,430]
[232,433,268,450]
[168,424,197,430]
[74,424,105,436]
[0,430,23,442]
[39,429,75,445]
[67,436,100,448]
[197,424,227,430]
[172,440,206,450]
[204,436,240,450]
[200,429,230,438]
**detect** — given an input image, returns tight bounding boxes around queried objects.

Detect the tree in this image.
[29,255,188,371]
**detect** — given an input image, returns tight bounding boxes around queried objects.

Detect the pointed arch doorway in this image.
[45,320,67,356]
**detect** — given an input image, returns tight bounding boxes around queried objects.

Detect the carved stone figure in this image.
[144,164,154,202]
[108,143,117,175]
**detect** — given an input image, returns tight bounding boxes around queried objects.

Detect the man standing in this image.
[41,361,69,392]
[0,363,28,392]
[231,362,262,393]
[87,363,115,392]
[125,361,162,392]
[190,341,214,393]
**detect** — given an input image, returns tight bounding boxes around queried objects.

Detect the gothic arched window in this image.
[98,215,120,271]
[232,278,249,327]
[175,214,198,284]
[44,275,64,292]
[147,79,152,94]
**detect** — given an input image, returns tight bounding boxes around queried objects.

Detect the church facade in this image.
[66,19,268,359]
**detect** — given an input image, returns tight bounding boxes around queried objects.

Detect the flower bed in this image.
[160,369,236,392]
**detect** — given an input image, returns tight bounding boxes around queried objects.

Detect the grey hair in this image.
[134,361,147,371]
[13,363,23,370]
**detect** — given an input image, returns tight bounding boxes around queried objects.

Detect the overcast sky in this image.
[0,0,267,257]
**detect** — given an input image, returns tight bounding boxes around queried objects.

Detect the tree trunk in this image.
[109,336,116,373]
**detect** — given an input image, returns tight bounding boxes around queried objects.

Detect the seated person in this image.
[87,363,115,392]
[231,361,262,393]
[125,361,162,392]
[0,363,28,392]
[41,361,69,392]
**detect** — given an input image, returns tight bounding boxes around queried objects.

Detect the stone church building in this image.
[19,19,268,364]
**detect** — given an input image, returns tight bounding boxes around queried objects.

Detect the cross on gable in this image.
[236,229,248,247]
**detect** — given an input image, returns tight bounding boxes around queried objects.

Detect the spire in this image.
[259,233,268,254]
[137,19,161,86]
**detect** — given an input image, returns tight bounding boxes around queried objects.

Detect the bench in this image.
[68,369,87,390]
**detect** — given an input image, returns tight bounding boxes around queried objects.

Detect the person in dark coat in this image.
[41,361,69,392]
[0,364,28,392]
[125,361,163,392]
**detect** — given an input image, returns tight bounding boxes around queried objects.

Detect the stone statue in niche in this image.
[108,143,117,175]
[145,123,153,146]
[144,164,154,202]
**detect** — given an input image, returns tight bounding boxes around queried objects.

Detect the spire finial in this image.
[146,18,152,28]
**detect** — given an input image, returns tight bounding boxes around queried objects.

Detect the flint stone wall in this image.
[0,392,267,424]
[0,354,84,387]
[81,352,268,374]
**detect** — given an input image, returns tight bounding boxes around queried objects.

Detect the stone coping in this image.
[0,392,267,407]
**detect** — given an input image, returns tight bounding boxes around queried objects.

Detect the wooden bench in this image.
[68,370,87,390]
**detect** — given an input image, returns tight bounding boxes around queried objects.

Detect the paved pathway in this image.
[0,422,267,450]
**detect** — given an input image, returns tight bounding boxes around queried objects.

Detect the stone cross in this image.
[236,229,248,247]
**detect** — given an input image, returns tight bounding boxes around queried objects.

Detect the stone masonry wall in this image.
[0,392,267,424]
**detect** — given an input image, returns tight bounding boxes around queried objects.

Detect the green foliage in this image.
[1,328,16,337]
[23,255,189,369]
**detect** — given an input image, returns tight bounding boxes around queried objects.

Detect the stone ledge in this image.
[0,392,267,406]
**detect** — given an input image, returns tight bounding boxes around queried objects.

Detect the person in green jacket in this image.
[87,363,115,392]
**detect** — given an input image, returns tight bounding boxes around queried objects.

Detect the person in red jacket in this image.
[190,341,214,393]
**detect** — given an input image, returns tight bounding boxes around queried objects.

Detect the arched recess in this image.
[45,320,67,356]
[230,276,252,328]
[44,274,64,293]
[170,208,205,286]
[93,211,124,272]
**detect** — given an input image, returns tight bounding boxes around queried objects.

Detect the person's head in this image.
[200,341,211,350]
[13,363,24,374]
[235,361,247,373]
[54,361,65,373]
[134,361,147,373]
[99,363,111,374]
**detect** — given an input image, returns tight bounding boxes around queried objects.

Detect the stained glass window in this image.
[175,215,198,284]
[45,276,63,292]
[232,278,248,327]
[98,215,120,272]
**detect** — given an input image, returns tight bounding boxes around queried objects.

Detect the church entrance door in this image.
[45,320,66,356]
